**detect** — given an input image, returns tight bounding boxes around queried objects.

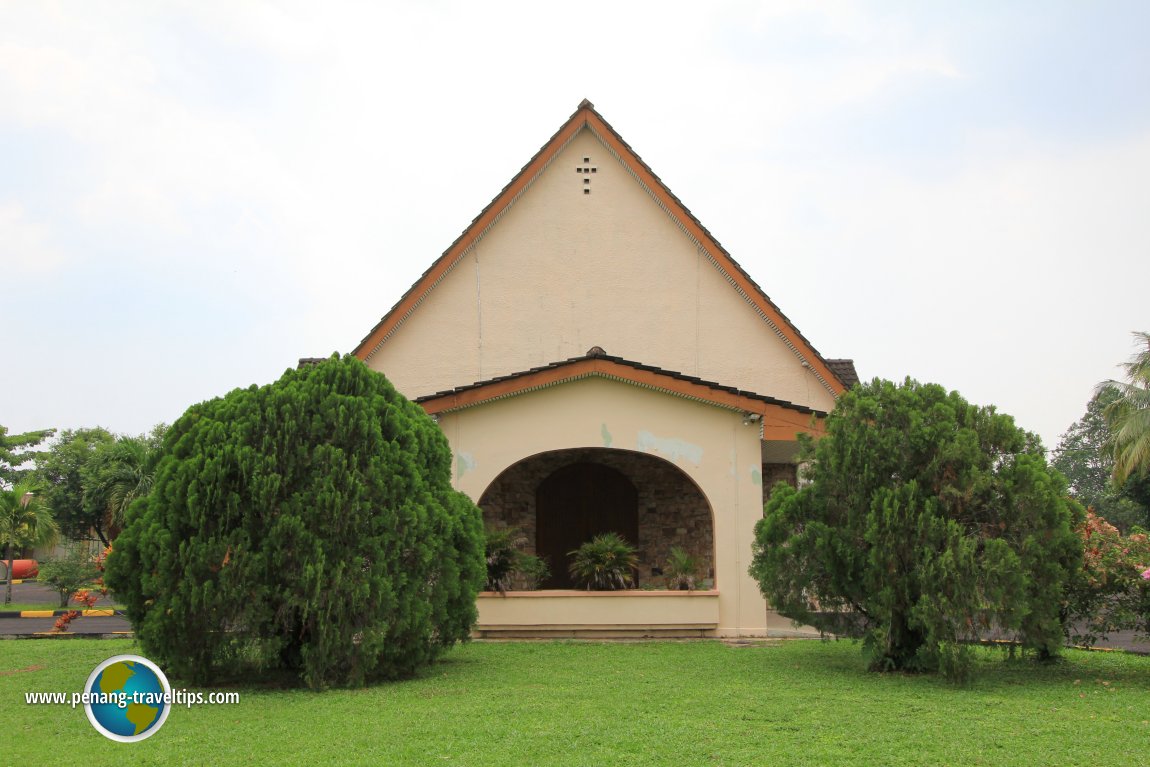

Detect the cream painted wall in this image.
[438,375,775,637]
[366,128,837,414]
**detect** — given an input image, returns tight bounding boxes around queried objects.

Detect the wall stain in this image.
[601,423,613,448]
[637,430,703,465]
[455,451,477,481]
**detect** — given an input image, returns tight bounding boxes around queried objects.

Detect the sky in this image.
[2,1,1148,452]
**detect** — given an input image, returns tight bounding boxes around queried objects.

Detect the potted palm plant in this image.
[664,546,698,590]
[568,533,638,590]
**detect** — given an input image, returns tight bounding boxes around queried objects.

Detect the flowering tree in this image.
[1065,510,1150,646]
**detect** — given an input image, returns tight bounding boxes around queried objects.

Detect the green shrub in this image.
[484,527,524,593]
[106,355,485,688]
[569,533,638,590]
[484,526,550,592]
[750,378,1082,680]
[511,553,549,590]
[38,548,98,608]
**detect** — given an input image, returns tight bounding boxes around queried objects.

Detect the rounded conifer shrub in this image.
[750,377,1083,680]
[106,355,485,688]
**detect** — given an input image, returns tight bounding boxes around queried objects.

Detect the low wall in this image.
[475,590,720,638]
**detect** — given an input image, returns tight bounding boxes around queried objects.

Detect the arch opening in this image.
[478,448,715,590]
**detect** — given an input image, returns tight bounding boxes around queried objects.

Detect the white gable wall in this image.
[366,128,836,413]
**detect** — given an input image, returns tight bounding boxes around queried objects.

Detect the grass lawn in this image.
[3,638,1149,765]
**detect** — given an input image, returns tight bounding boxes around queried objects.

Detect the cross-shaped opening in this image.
[577,157,597,193]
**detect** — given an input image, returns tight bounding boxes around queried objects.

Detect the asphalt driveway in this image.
[1,581,1147,652]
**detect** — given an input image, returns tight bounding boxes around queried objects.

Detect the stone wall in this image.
[761,462,797,491]
[479,448,715,587]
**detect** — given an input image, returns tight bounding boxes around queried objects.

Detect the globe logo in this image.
[84,655,172,742]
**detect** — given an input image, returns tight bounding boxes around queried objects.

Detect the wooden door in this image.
[536,461,638,589]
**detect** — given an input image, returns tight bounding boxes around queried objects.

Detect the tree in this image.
[1123,472,1150,519]
[750,378,1082,680]
[0,425,56,488]
[1052,387,1149,532]
[1,481,59,604]
[106,355,485,688]
[82,427,166,540]
[1064,511,1150,646]
[1103,330,1150,485]
[38,547,99,607]
[33,427,116,545]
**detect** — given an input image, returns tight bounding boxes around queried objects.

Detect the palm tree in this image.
[1,481,59,604]
[91,436,157,530]
[82,430,164,543]
[1102,331,1150,484]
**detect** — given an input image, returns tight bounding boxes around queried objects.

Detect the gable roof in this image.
[415,347,826,441]
[352,99,850,396]
[826,359,860,389]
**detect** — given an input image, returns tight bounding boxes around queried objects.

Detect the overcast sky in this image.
[3,1,1148,452]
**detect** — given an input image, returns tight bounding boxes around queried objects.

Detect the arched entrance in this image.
[479,448,715,590]
[536,462,638,588]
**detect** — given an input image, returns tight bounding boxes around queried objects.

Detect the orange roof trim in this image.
[353,99,848,395]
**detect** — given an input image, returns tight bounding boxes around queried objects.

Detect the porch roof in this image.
[414,348,828,438]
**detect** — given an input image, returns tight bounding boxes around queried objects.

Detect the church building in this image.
[353,100,857,637]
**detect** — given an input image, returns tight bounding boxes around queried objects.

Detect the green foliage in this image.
[1102,330,1150,485]
[31,426,166,546]
[483,526,549,592]
[1053,387,1150,532]
[484,526,524,593]
[105,354,485,688]
[512,552,550,590]
[664,546,698,590]
[1123,472,1150,515]
[38,548,99,607]
[750,378,1083,680]
[33,427,116,544]
[1,480,59,604]
[0,425,56,488]
[568,532,638,590]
